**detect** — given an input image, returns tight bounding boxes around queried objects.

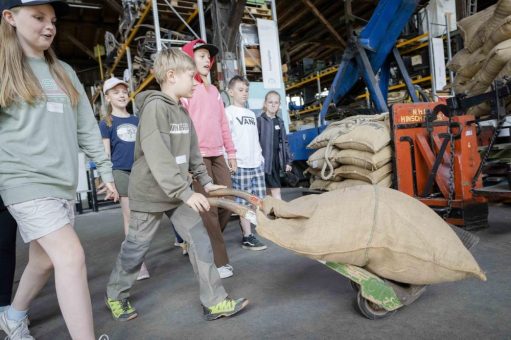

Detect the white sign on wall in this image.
[257,19,283,90]
[432,37,447,91]
[422,0,457,37]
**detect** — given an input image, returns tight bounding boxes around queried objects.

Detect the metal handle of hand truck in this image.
[207,188,264,209]
[207,198,258,225]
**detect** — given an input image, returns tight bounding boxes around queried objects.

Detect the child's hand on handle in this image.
[228,158,238,174]
[285,164,293,172]
[186,193,210,213]
[204,183,227,193]
[104,182,120,202]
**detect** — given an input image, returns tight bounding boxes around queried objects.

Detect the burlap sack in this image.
[256,186,486,285]
[453,74,473,94]
[310,179,330,191]
[447,48,471,72]
[306,147,340,169]
[468,102,492,117]
[483,16,511,53]
[307,121,347,150]
[497,58,511,79]
[335,146,392,170]
[458,4,495,45]
[333,121,390,153]
[468,40,511,95]
[307,113,388,149]
[327,175,392,191]
[455,49,486,78]
[468,0,511,53]
[334,163,392,184]
[304,167,321,177]
[495,0,511,18]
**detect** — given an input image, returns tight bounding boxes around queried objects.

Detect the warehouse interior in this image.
[2,0,511,338]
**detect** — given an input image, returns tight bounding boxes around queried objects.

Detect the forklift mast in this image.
[288,0,421,161]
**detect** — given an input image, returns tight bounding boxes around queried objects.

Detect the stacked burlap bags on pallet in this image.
[256,185,487,285]
[448,0,511,117]
[306,113,393,191]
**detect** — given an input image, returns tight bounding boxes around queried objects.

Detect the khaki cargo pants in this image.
[106,204,227,307]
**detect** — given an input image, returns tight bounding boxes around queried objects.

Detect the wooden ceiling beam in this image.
[279,7,310,31]
[104,0,123,15]
[301,0,346,47]
[276,1,305,25]
[292,43,323,61]
[64,33,96,59]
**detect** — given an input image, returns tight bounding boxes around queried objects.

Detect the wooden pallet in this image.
[170,0,197,10]
[246,1,269,9]
[245,5,271,16]
[245,65,262,73]
[242,15,271,23]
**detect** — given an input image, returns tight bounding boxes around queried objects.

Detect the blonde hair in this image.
[0,9,80,108]
[102,103,114,128]
[262,90,281,113]
[153,48,195,85]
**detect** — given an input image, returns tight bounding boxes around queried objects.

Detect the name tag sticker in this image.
[47,102,64,113]
[275,125,281,130]
[176,155,187,164]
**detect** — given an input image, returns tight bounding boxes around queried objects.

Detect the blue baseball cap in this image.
[1,0,70,16]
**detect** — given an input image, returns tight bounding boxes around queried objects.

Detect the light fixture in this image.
[67,1,103,10]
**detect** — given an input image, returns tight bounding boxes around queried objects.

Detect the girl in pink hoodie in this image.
[182,39,236,279]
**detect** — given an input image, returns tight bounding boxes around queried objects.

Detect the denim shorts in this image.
[7,197,75,243]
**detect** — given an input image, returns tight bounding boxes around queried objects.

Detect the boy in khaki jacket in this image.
[105,48,248,322]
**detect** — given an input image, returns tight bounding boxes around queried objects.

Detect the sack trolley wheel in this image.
[355,291,395,320]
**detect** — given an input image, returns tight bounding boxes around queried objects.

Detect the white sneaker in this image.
[217,265,234,279]
[0,310,34,340]
[174,241,189,256]
[136,263,150,281]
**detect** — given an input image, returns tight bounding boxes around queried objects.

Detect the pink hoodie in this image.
[181,39,236,158]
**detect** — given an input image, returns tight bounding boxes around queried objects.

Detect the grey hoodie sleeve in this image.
[139,101,194,202]
[69,66,114,183]
[187,118,212,186]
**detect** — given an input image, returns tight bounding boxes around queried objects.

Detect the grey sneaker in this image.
[242,234,267,251]
[0,310,34,340]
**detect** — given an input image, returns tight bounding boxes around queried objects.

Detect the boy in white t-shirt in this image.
[225,76,267,251]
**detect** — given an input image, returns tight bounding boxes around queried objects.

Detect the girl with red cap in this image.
[181,39,237,279]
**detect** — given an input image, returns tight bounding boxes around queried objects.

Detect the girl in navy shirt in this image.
[99,77,149,280]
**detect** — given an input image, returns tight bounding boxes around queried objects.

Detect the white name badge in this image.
[275,125,281,130]
[176,155,187,164]
[47,102,64,113]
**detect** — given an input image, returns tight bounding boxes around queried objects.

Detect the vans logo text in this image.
[170,123,190,134]
[236,116,256,126]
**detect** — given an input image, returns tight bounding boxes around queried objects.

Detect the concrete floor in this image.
[7,190,511,339]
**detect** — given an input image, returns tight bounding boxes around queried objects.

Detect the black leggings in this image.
[0,208,17,307]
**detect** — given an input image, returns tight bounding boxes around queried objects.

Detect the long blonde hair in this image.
[101,102,114,128]
[0,9,80,108]
[262,90,281,114]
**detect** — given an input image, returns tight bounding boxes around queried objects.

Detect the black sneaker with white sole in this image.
[242,234,267,251]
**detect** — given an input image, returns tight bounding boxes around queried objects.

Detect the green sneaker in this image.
[105,296,138,321]
[203,297,249,321]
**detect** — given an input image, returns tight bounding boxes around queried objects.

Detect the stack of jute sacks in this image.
[305,113,393,191]
[448,0,511,117]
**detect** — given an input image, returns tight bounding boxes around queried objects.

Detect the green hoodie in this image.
[129,90,212,212]
[0,57,113,205]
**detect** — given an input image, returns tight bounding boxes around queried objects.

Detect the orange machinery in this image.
[391,101,488,229]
